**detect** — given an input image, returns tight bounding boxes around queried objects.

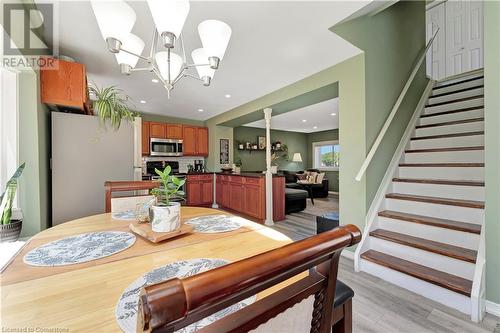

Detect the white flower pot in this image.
[270,165,278,174]
[150,202,181,233]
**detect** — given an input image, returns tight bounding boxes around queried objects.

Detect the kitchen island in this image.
[215,172,285,223]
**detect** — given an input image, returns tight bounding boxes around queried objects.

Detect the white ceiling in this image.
[49,1,368,120]
[243,98,339,133]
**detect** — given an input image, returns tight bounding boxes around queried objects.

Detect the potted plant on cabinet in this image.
[0,163,25,242]
[88,84,139,130]
[150,166,185,233]
[233,158,242,174]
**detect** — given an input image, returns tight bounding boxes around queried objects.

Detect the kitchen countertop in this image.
[215,172,284,178]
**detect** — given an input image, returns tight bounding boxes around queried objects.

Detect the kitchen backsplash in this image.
[142,156,205,173]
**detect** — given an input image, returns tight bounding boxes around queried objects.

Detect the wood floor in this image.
[271,196,500,332]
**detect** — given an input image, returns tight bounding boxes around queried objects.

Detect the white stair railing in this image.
[355,28,439,181]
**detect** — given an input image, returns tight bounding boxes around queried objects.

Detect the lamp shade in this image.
[91,0,136,42]
[146,0,190,38]
[191,48,215,79]
[115,33,145,68]
[155,51,183,82]
[292,153,303,162]
[198,20,232,60]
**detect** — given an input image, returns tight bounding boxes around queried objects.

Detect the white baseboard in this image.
[486,300,500,317]
[341,250,354,260]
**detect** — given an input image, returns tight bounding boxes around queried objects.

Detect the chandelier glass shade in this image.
[91,0,231,98]
[115,33,145,68]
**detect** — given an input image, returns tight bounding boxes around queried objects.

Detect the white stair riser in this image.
[385,198,484,224]
[419,109,484,126]
[435,72,484,86]
[410,135,484,150]
[359,259,471,315]
[376,216,480,249]
[369,237,475,279]
[392,182,485,201]
[424,98,484,115]
[404,150,484,163]
[432,78,484,96]
[398,166,484,181]
[428,88,484,105]
[415,121,484,137]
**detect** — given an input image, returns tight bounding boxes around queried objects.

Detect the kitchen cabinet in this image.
[142,120,150,156]
[166,124,183,139]
[40,58,89,112]
[140,121,209,157]
[150,122,167,139]
[215,174,285,223]
[186,174,213,206]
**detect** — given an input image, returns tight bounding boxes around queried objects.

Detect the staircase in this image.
[356,70,485,321]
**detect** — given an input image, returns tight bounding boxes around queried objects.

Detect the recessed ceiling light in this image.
[140,100,146,104]
[198,108,204,112]
[313,126,318,129]
[152,79,159,83]
[302,119,307,123]
[224,94,231,98]
[330,113,336,116]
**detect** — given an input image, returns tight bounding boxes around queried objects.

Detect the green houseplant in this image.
[150,166,185,233]
[0,163,25,242]
[88,84,138,130]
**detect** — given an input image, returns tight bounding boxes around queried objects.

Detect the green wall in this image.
[307,129,339,192]
[484,0,500,305]
[332,0,428,210]
[233,127,308,172]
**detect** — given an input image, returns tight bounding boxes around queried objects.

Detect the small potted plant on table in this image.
[1,163,25,242]
[150,166,185,233]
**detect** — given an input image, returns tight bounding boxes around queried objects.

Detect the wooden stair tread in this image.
[411,131,484,141]
[385,193,485,209]
[434,76,483,90]
[430,85,484,98]
[392,178,484,187]
[420,106,483,118]
[399,163,484,167]
[378,210,481,234]
[405,146,484,153]
[370,229,477,263]
[361,250,473,296]
[415,117,484,129]
[426,95,484,107]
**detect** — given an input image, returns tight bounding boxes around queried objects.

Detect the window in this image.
[313,140,339,171]
[0,67,19,206]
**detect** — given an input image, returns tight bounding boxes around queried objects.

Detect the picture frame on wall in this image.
[258,136,266,150]
[220,139,229,164]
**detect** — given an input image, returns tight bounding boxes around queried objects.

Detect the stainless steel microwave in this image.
[150,138,183,156]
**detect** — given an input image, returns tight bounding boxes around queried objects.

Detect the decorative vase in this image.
[149,202,181,233]
[270,165,278,174]
[275,142,281,149]
[238,144,244,149]
[0,219,22,243]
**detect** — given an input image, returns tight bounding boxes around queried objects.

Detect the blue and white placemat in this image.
[115,258,255,333]
[185,215,244,233]
[23,231,136,266]
[112,210,137,221]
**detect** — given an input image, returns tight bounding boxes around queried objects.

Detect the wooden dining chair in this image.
[104,181,158,213]
[136,224,361,333]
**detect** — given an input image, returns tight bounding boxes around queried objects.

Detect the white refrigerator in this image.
[51,112,142,225]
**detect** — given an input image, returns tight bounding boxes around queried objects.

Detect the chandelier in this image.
[91,0,232,98]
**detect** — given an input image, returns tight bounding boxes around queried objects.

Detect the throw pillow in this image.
[316,173,325,184]
[296,174,307,181]
[307,172,318,183]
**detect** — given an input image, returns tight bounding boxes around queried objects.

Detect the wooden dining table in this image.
[0,207,303,332]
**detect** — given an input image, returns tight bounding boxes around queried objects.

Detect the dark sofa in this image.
[281,169,329,198]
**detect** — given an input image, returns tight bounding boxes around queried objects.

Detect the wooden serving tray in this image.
[129,222,193,243]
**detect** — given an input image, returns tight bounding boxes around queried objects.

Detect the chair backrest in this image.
[104,181,159,213]
[137,224,361,333]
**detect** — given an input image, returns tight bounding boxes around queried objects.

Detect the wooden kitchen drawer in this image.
[244,177,262,185]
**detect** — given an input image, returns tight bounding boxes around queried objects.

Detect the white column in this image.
[264,108,274,226]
